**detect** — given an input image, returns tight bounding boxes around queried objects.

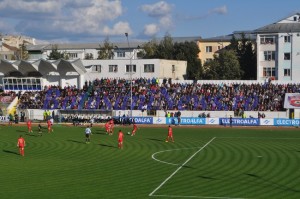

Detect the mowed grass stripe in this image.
[152,135,300,199]
[1,125,300,199]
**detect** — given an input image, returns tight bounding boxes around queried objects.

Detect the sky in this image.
[0,0,299,44]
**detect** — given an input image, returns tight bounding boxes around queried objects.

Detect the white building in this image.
[255,13,300,81]
[0,58,187,90]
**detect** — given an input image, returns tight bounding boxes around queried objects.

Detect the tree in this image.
[204,50,242,80]
[229,33,257,80]
[18,43,29,60]
[173,41,202,80]
[141,39,159,59]
[97,38,114,59]
[237,33,256,80]
[47,44,64,60]
[85,53,94,60]
[156,33,174,59]
[216,50,243,80]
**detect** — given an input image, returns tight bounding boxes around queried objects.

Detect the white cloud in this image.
[0,0,133,40]
[140,1,173,17]
[143,24,160,36]
[181,5,228,21]
[140,1,174,36]
[102,21,132,36]
[210,5,228,15]
[0,0,59,13]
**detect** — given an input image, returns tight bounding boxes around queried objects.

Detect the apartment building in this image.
[255,13,300,81]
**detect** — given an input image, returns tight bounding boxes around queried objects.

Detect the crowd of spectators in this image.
[16,78,300,113]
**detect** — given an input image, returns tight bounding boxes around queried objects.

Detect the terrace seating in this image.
[16,78,300,112]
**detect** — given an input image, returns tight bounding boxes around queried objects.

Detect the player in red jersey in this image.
[165,125,174,142]
[108,119,114,135]
[27,120,33,134]
[17,135,26,156]
[131,123,138,136]
[47,119,53,133]
[118,130,124,149]
[105,121,110,134]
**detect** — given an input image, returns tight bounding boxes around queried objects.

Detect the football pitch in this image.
[0,124,300,199]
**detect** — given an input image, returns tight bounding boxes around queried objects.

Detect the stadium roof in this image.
[0,58,86,76]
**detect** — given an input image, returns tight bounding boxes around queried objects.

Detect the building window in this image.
[68,53,78,59]
[172,65,175,72]
[260,36,275,44]
[109,65,118,72]
[284,69,291,76]
[117,51,125,57]
[205,46,212,53]
[284,36,291,43]
[92,65,101,72]
[144,64,154,73]
[284,53,291,60]
[263,67,275,77]
[205,58,213,62]
[126,65,136,73]
[264,51,275,61]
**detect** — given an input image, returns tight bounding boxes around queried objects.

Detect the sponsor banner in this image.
[284,93,300,109]
[274,118,300,126]
[166,117,206,125]
[153,117,166,124]
[219,118,260,126]
[206,118,219,125]
[0,115,9,122]
[260,119,274,126]
[133,117,153,124]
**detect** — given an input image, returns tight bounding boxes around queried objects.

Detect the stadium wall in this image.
[16,109,289,121]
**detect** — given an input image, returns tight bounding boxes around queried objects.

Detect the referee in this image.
[85,126,92,144]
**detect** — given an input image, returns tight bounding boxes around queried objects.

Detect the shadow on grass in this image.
[3,149,19,156]
[246,173,300,193]
[146,138,163,142]
[16,130,27,133]
[99,143,117,148]
[67,139,86,144]
[198,175,217,180]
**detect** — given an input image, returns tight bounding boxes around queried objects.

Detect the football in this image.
[127,132,131,135]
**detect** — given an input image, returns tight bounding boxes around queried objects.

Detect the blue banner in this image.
[274,118,300,126]
[220,118,260,126]
[166,117,206,125]
[133,117,153,124]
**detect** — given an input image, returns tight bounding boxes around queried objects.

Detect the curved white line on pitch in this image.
[152,147,201,166]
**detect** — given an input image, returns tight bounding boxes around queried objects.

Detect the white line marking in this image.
[152,147,200,166]
[151,194,248,199]
[149,137,216,196]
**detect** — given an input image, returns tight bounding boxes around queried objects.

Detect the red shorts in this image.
[118,139,123,143]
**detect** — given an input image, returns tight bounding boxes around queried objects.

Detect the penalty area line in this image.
[149,137,216,197]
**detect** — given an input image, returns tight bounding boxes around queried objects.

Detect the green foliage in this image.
[142,33,202,80]
[19,43,29,60]
[85,53,94,60]
[47,44,65,60]
[97,37,114,60]
[203,50,242,80]
[231,33,257,80]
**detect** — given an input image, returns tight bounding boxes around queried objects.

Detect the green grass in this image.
[1,124,300,199]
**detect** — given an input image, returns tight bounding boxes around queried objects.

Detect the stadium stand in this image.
[16,78,300,115]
